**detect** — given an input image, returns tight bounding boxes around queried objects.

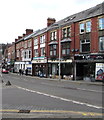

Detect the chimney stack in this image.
[47,18,56,27]
[26,29,33,35]
[23,34,26,37]
[15,39,18,42]
[18,36,22,40]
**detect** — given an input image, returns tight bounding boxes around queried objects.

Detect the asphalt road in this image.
[1,73,104,118]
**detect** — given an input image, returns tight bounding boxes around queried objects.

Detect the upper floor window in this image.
[50,45,57,56]
[80,21,91,34]
[34,38,38,46]
[80,39,90,52]
[62,43,70,55]
[40,35,45,44]
[17,50,19,57]
[99,36,104,51]
[86,21,91,32]
[29,50,31,58]
[40,47,45,56]
[99,17,104,30]
[28,40,31,47]
[24,42,27,48]
[62,27,71,38]
[34,49,38,57]
[50,31,57,41]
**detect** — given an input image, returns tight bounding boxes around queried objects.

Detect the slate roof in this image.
[15,2,104,42]
[48,2,104,30]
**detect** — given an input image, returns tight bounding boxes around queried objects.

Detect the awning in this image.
[48,41,58,45]
[61,38,72,43]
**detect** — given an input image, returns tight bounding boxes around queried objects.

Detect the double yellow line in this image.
[0,109,103,117]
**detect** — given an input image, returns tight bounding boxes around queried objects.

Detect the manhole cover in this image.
[18,110,30,113]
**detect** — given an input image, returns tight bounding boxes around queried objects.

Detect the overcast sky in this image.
[0,0,104,44]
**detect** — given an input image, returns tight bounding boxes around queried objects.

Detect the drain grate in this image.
[18,109,30,113]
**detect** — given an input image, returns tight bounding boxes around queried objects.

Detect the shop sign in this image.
[32,57,47,63]
[95,63,104,80]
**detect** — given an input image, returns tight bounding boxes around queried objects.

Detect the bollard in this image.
[1,80,4,83]
[5,81,11,86]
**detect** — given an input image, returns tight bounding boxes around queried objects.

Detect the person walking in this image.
[19,69,22,75]
[25,69,28,75]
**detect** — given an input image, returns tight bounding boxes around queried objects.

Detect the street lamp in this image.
[53,23,61,81]
[58,25,61,81]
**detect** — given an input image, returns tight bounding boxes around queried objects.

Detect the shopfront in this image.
[32,56,48,77]
[74,54,104,81]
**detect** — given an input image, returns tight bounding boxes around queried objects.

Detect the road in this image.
[1,73,104,118]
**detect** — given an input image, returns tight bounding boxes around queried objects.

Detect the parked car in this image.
[2,68,9,74]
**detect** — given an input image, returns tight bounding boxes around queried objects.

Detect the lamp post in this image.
[53,23,61,81]
[58,26,61,81]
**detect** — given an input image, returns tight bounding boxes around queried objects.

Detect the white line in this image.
[41,82,103,93]
[15,85,103,110]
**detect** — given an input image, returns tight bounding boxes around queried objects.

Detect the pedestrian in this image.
[21,69,24,75]
[25,69,28,75]
[19,69,22,75]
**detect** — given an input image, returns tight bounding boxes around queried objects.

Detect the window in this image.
[17,50,19,57]
[86,21,91,32]
[41,47,45,56]
[80,39,90,52]
[99,17,104,30]
[28,41,31,47]
[50,31,57,41]
[24,51,26,58]
[50,45,57,56]
[29,50,31,58]
[34,38,38,46]
[62,27,71,38]
[40,35,45,44]
[80,21,91,34]
[80,23,85,33]
[99,36,104,51]
[62,43,70,55]
[34,49,38,57]
[24,42,27,48]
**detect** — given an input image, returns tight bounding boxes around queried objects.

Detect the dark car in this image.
[2,69,9,74]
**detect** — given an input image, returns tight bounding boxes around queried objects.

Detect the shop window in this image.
[50,31,57,41]
[62,27,71,38]
[62,43,70,55]
[99,36,104,51]
[80,39,90,52]
[50,45,57,56]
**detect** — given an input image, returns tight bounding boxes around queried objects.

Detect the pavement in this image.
[9,72,104,86]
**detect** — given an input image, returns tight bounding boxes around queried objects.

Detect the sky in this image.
[0,0,104,44]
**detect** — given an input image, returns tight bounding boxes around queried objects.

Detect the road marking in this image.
[41,82,103,93]
[0,109,103,116]
[15,85,103,109]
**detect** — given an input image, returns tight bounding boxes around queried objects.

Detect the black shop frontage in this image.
[74,54,104,81]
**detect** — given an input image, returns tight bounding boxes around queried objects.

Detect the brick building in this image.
[6,2,104,80]
[14,29,34,74]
